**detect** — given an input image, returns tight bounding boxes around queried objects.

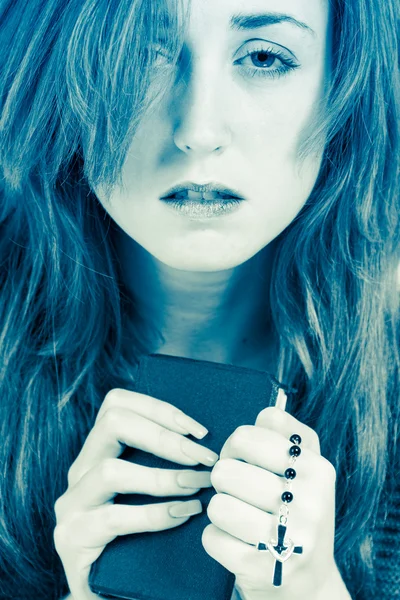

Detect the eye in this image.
[234,43,300,81]
[146,44,175,69]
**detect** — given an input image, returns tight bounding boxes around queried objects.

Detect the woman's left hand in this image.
[201,407,351,599]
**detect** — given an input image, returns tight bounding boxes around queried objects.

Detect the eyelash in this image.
[151,43,300,81]
[234,45,300,80]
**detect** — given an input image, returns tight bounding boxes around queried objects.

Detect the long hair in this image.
[0,0,399,598]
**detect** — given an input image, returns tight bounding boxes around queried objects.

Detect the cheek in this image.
[240,75,323,164]
[120,113,169,192]
[247,140,321,242]
[237,79,324,217]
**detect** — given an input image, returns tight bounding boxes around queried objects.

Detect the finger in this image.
[206,492,308,581]
[67,563,103,600]
[96,388,208,439]
[201,523,303,591]
[219,426,318,477]
[202,523,273,586]
[212,489,310,544]
[211,458,283,514]
[255,407,321,454]
[55,500,202,600]
[210,455,336,525]
[207,493,283,547]
[56,458,212,515]
[68,407,219,487]
[55,499,203,552]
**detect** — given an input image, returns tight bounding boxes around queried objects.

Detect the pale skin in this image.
[54,0,352,598]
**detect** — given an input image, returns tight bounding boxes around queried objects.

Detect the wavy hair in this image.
[0,0,399,598]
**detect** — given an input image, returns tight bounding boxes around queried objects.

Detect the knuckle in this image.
[157,426,172,452]
[153,467,168,493]
[206,493,224,521]
[53,522,70,551]
[101,407,126,431]
[210,458,232,489]
[54,496,66,520]
[103,388,122,408]
[305,427,320,451]
[256,406,283,429]
[312,431,321,452]
[262,406,283,426]
[322,457,337,483]
[102,504,120,536]
[98,459,117,486]
[146,505,166,532]
[236,425,250,436]
[231,426,249,446]
[67,464,78,488]
[146,399,164,423]
[201,523,214,548]
[210,461,223,488]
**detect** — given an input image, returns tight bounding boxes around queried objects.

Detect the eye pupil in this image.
[252,52,275,68]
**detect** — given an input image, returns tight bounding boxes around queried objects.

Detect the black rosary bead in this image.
[290,434,302,445]
[285,468,297,480]
[282,491,294,503]
[289,445,301,457]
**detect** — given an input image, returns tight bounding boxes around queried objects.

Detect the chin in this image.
[166,259,241,272]
[150,244,261,272]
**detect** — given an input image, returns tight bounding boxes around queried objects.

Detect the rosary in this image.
[257,432,303,586]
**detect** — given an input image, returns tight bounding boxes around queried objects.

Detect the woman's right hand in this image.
[53,388,219,600]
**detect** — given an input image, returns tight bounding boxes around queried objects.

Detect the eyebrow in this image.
[229,12,316,38]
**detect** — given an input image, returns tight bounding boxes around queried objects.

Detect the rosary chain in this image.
[279,454,298,524]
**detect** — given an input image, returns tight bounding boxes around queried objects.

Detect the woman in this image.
[0,0,399,598]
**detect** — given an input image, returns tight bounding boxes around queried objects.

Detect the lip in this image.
[161,197,243,220]
[159,181,246,200]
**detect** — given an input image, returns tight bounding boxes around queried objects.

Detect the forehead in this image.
[183,0,327,28]
[164,0,330,45]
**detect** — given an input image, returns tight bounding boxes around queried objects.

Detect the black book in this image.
[89,353,280,600]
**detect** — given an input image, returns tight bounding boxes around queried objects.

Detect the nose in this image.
[173,61,232,156]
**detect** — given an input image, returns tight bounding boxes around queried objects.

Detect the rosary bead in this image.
[289,445,301,457]
[285,468,297,480]
[290,434,302,445]
[282,491,294,503]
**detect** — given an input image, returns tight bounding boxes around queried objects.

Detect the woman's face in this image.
[96,0,331,271]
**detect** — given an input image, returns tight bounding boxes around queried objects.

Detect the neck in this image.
[114,230,279,372]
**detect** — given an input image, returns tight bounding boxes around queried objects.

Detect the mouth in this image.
[159,181,246,202]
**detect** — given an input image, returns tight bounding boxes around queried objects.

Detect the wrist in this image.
[314,563,352,600]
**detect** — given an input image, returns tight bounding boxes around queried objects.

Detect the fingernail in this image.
[177,470,212,489]
[174,412,209,439]
[168,500,203,518]
[181,438,219,466]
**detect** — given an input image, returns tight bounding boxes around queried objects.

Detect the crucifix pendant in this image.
[257,523,303,586]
